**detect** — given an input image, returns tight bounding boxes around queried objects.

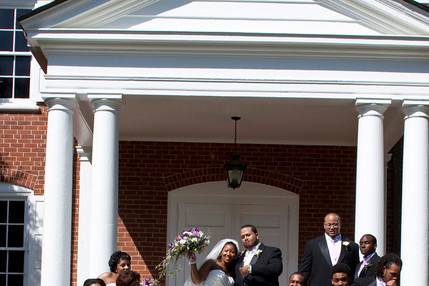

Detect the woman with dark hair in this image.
[99,251,132,286]
[116,270,141,286]
[83,278,106,286]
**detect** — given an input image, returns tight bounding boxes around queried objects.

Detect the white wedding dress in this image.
[203,269,234,286]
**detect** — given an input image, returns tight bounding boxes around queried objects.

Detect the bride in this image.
[184,239,239,286]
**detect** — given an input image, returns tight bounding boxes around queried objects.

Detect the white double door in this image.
[167,181,299,286]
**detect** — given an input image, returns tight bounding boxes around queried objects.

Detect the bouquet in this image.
[156,227,210,279]
[140,278,159,286]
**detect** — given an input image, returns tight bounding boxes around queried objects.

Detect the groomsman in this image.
[235,224,283,286]
[298,213,359,286]
[354,234,380,279]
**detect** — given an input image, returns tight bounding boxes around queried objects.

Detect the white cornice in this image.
[27,31,429,58]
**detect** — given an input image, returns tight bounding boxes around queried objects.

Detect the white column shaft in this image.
[89,99,121,277]
[401,105,429,285]
[76,147,92,286]
[41,98,74,286]
[355,102,389,254]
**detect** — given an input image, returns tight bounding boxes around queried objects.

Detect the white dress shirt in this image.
[243,242,262,266]
[325,233,342,265]
[376,276,386,286]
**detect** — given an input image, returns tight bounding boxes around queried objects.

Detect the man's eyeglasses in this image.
[324,223,339,228]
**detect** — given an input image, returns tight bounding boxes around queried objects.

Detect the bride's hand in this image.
[188,252,197,265]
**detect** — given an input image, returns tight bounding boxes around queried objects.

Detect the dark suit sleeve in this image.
[251,247,283,277]
[298,240,313,281]
[350,243,360,275]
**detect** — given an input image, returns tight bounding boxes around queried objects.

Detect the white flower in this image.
[255,249,263,257]
[342,241,350,246]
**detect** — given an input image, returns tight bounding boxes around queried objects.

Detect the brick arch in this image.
[164,166,303,193]
[0,167,37,190]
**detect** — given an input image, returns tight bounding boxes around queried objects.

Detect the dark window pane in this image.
[0,31,13,51]
[15,31,29,52]
[8,251,24,272]
[14,78,30,98]
[8,274,23,286]
[0,226,6,247]
[16,9,32,29]
[8,201,24,224]
[0,78,13,98]
[0,250,6,272]
[7,226,23,247]
[0,274,5,286]
[0,9,14,29]
[15,57,31,76]
[0,201,7,223]
[0,57,13,75]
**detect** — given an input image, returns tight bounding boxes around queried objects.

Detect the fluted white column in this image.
[41,97,75,286]
[88,97,122,277]
[76,146,92,286]
[355,99,390,255]
[400,102,429,286]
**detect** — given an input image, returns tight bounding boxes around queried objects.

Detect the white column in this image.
[76,146,92,286]
[355,99,390,255]
[41,97,75,286]
[400,102,429,286]
[88,97,122,277]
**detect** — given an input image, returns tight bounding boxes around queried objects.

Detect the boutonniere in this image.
[342,241,352,251]
[255,249,263,257]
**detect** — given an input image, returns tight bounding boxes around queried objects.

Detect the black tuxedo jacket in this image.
[354,253,380,279]
[234,243,283,286]
[352,276,378,286]
[298,234,359,286]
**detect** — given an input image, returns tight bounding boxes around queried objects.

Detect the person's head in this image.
[108,251,131,273]
[217,241,238,265]
[376,253,402,283]
[359,234,377,256]
[288,272,304,286]
[83,278,106,286]
[116,270,140,286]
[331,263,351,286]
[323,213,341,238]
[240,224,259,249]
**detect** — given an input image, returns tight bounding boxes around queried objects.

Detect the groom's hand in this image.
[240,265,250,276]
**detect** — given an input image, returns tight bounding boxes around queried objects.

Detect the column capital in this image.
[355,99,391,118]
[402,101,429,119]
[44,97,76,111]
[89,94,122,113]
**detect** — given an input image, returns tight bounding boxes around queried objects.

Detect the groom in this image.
[235,224,283,286]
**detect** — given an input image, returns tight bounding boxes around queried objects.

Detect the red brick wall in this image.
[0,106,48,194]
[117,142,358,281]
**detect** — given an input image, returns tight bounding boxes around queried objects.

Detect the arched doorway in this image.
[167,181,299,286]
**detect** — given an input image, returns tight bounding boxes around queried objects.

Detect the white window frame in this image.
[0,182,43,286]
[0,3,41,111]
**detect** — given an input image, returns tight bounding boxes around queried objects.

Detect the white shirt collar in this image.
[247,242,261,253]
[325,233,342,242]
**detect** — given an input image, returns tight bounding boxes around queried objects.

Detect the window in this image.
[0,8,31,99]
[0,200,26,286]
